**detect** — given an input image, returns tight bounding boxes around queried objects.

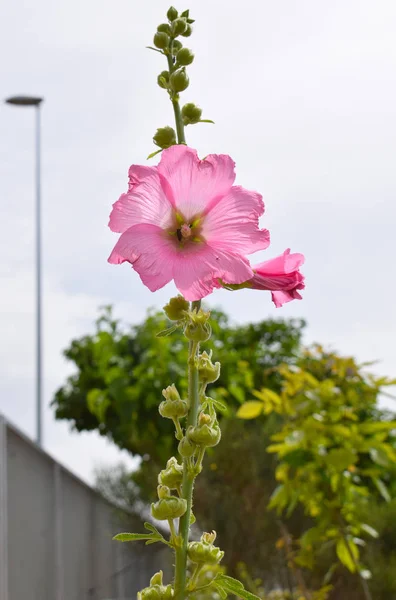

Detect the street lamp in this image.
[5,95,44,446]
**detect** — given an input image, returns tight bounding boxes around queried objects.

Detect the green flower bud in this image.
[153,31,170,50]
[197,351,221,384]
[157,23,171,34]
[178,435,196,458]
[139,573,174,600]
[159,399,188,419]
[159,457,183,489]
[162,384,181,402]
[159,385,188,419]
[171,18,187,36]
[177,47,194,66]
[181,24,192,37]
[157,71,170,89]
[187,422,221,448]
[167,6,178,21]
[151,496,187,520]
[139,585,173,600]
[181,103,202,125]
[169,68,189,93]
[171,40,183,55]
[184,322,211,343]
[187,539,224,565]
[153,126,176,149]
[164,295,189,321]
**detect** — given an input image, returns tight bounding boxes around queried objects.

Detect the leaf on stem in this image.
[213,575,261,600]
[156,323,181,337]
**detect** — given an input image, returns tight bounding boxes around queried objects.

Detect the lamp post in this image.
[5,95,44,446]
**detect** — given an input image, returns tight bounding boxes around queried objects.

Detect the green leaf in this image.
[253,388,282,405]
[336,538,359,572]
[268,484,289,511]
[372,477,391,502]
[370,447,392,467]
[199,119,215,124]
[209,397,229,415]
[87,388,110,422]
[113,532,158,543]
[229,384,245,404]
[214,575,261,600]
[156,323,180,337]
[236,401,263,419]
[146,46,164,54]
[324,448,357,470]
[283,449,313,467]
[147,148,163,160]
[359,421,396,433]
[360,523,379,539]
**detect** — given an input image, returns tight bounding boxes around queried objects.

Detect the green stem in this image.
[174,299,201,600]
[187,564,204,591]
[168,519,178,545]
[194,446,205,474]
[167,53,186,144]
[172,417,184,441]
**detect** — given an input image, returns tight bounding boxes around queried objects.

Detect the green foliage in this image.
[52,306,304,465]
[243,345,396,592]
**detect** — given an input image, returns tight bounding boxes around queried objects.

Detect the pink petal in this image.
[272,289,304,308]
[158,146,236,220]
[109,165,173,233]
[108,222,254,300]
[173,246,253,301]
[255,249,305,275]
[202,186,270,255]
[108,224,174,291]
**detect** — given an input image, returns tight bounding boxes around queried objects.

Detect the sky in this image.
[1,0,396,484]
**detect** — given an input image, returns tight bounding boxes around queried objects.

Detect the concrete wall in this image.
[0,416,170,600]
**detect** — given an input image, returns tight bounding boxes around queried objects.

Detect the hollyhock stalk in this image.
[111,7,304,600]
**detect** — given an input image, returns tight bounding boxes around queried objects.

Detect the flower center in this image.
[177,223,192,241]
[167,212,204,247]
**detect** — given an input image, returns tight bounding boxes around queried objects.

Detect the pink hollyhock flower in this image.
[250,249,305,307]
[215,249,304,307]
[108,145,270,301]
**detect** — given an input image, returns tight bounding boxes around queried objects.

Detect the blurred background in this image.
[1,1,396,599]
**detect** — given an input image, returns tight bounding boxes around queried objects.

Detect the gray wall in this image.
[0,416,170,600]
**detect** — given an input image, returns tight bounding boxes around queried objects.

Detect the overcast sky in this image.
[1,0,395,484]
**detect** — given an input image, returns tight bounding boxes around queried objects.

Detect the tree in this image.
[52,306,304,467]
[237,345,396,599]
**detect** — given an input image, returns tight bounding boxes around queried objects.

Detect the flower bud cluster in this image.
[150,7,213,155]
